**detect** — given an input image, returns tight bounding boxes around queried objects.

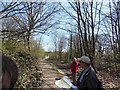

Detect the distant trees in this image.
[50,30,67,61]
[58,34,67,60]
[51,31,59,59]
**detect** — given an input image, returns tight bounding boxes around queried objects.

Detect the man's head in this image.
[77,56,90,68]
[73,57,77,61]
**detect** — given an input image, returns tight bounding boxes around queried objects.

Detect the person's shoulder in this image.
[87,67,96,75]
[88,69,98,80]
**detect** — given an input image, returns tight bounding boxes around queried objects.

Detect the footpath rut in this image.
[37,59,62,90]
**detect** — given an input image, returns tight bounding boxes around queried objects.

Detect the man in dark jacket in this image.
[77,56,99,90]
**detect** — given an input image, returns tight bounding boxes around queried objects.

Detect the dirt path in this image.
[37,59,62,89]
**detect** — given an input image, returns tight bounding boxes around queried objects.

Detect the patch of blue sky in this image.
[1,0,119,2]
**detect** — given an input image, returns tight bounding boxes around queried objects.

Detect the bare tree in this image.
[101,1,120,70]
[60,1,103,71]
[69,32,73,60]
[0,2,25,19]
[103,1,119,56]
[51,31,59,59]
[113,1,120,59]
[58,34,67,60]
[2,2,60,51]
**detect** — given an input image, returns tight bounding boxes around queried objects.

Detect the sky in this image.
[1,0,119,2]
[34,1,111,52]
[34,28,69,52]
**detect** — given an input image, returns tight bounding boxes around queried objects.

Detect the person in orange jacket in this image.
[70,57,79,85]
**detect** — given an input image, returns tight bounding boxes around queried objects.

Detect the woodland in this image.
[0,0,120,89]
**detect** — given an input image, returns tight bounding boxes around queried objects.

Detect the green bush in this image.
[2,39,44,88]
